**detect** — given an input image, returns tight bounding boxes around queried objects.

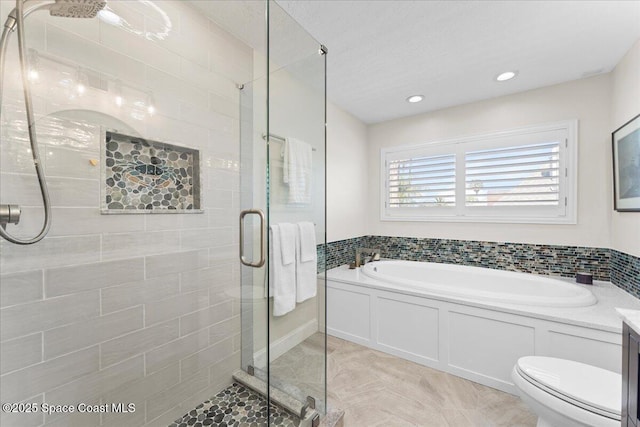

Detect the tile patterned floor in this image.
[173,334,537,426]
[169,382,299,427]
[326,335,537,426]
[270,332,327,413]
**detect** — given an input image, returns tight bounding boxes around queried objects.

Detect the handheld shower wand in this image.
[0,0,105,245]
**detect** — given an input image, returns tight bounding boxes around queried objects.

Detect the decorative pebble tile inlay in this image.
[170,382,299,427]
[103,131,200,212]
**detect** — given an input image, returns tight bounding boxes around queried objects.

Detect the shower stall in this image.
[0,0,327,425]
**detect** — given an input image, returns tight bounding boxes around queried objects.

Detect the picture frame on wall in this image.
[612,113,640,212]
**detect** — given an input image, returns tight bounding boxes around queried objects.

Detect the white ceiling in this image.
[275,0,640,124]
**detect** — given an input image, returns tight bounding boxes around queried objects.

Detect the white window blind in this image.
[381,120,577,224]
[388,154,455,207]
[465,142,560,207]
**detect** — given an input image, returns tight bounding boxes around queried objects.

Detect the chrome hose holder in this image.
[0,204,21,229]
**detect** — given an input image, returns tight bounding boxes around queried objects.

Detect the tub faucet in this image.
[354,247,381,268]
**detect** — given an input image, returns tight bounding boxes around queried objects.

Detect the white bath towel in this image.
[296,221,317,303]
[269,224,296,316]
[283,137,312,205]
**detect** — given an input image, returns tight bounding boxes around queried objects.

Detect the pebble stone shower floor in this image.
[169,382,299,427]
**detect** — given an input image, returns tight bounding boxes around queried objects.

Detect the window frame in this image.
[380,120,578,224]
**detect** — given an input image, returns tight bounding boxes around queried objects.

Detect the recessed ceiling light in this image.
[496,71,518,82]
[406,95,424,103]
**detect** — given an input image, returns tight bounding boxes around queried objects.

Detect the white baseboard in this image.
[253,319,318,367]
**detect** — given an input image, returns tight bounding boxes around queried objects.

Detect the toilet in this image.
[511,356,621,427]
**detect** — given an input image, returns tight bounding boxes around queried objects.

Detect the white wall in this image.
[327,103,369,242]
[611,40,640,257]
[366,75,613,247]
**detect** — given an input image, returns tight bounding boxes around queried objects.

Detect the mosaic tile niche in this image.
[102,131,201,213]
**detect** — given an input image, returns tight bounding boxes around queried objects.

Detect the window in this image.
[381,120,577,223]
[387,153,456,208]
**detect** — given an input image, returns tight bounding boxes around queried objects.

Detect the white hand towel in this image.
[278,223,296,266]
[266,223,294,297]
[269,224,296,316]
[298,221,316,262]
[283,137,312,205]
[296,221,317,303]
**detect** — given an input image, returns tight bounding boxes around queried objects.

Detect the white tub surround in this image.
[326,263,640,395]
[617,308,640,332]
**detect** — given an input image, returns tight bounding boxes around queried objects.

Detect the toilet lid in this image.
[516,356,621,419]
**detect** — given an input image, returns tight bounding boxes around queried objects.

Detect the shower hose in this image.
[0,0,52,245]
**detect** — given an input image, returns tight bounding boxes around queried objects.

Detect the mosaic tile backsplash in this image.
[322,236,640,298]
[321,236,368,272]
[611,250,640,299]
[103,131,201,212]
[367,235,611,280]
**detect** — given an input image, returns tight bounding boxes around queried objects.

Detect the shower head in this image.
[3,0,106,33]
[48,0,106,19]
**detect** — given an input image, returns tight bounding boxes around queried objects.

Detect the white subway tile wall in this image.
[0,333,43,375]
[0,1,247,425]
[0,271,43,308]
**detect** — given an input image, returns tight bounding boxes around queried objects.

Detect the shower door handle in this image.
[239,209,266,268]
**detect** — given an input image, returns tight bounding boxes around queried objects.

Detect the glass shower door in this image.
[267,1,327,421]
[238,0,327,423]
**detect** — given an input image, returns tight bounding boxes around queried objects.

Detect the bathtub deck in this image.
[326,264,640,333]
